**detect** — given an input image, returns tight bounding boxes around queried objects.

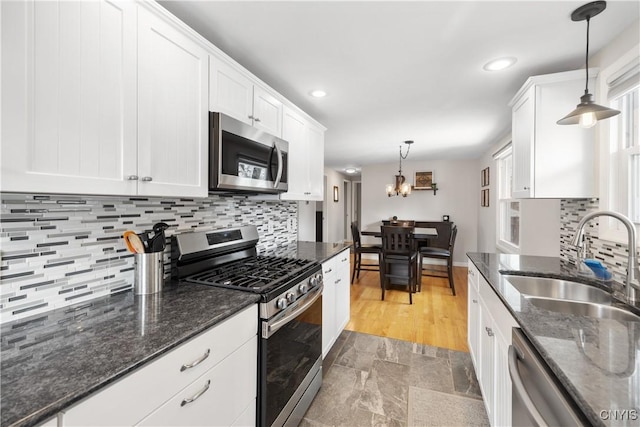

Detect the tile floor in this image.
[301,330,490,427]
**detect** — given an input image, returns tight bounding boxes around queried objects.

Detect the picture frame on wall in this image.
[481,167,490,187]
[481,188,490,207]
[414,171,434,190]
[333,186,339,202]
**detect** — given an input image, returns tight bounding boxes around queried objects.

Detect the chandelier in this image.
[386,140,413,197]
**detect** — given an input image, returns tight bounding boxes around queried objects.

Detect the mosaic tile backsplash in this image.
[0,193,297,324]
[560,198,635,288]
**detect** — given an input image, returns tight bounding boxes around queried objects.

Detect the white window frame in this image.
[495,143,520,253]
[598,46,640,248]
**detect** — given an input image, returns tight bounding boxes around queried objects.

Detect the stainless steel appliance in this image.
[509,328,588,426]
[210,112,289,194]
[172,226,323,427]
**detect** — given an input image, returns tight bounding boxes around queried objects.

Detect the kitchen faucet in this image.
[571,210,640,304]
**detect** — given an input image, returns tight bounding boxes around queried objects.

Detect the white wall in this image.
[324,168,350,243]
[361,158,478,265]
[298,201,316,241]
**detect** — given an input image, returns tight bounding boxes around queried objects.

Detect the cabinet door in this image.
[478,298,495,425]
[1,0,137,195]
[512,87,535,198]
[253,86,283,137]
[321,258,337,358]
[467,285,480,368]
[137,7,208,198]
[493,329,513,427]
[334,250,351,333]
[209,56,253,126]
[280,107,309,200]
[306,123,325,201]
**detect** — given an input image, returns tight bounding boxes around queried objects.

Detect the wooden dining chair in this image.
[418,223,457,295]
[380,225,418,304]
[350,222,382,283]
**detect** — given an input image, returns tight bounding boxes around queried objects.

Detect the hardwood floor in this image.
[345,256,469,352]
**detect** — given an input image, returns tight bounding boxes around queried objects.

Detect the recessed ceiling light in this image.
[310,90,327,98]
[483,57,517,71]
[345,168,357,174]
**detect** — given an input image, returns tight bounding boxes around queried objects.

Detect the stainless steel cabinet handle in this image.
[254,117,261,122]
[341,258,348,262]
[180,380,211,407]
[248,115,254,120]
[335,279,341,284]
[485,327,494,337]
[127,175,139,180]
[325,268,332,273]
[141,176,153,182]
[472,299,478,303]
[508,346,548,426]
[524,186,530,190]
[180,348,211,372]
[469,270,474,276]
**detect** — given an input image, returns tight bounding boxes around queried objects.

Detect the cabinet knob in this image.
[127,175,139,181]
[485,327,494,337]
[141,176,153,182]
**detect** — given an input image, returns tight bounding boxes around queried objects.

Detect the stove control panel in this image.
[261,270,324,320]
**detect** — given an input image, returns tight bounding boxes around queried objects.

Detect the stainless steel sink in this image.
[525,297,640,323]
[502,275,613,304]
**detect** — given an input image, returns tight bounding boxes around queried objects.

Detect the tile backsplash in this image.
[560,198,633,287]
[0,193,297,324]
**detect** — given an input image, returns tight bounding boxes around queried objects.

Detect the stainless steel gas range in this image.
[172,226,323,427]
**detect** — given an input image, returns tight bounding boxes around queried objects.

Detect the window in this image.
[599,48,640,243]
[496,145,520,252]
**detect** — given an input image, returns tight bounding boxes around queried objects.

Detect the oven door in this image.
[259,285,323,427]
[210,112,288,193]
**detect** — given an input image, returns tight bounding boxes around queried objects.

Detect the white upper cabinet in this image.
[210,57,283,137]
[1,0,137,195]
[509,69,597,199]
[1,1,208,198]
[280,106,325,201]
[137,6,208,198]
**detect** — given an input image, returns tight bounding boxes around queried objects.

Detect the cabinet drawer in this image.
[467,259,479,292]
[63,305,257,426]
[137,337,257,426]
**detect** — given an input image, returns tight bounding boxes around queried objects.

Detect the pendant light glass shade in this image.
[557,1,620,128]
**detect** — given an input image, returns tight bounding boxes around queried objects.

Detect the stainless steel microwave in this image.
[209,112,288,194]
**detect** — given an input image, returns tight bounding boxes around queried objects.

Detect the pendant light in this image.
[557,1,620,128]
[386,141,413,197]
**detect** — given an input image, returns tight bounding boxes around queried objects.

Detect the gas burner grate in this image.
[185,255,316,292]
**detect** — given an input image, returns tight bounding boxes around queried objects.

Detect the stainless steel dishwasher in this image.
[509,328,589,426]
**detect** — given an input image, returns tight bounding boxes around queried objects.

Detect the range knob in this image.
[299,282,309,294]
[276,298,287,310]
[309,276,318,287]
[286,292,296,303]
[315,273,323,284]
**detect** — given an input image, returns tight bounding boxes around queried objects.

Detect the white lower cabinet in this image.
[137,338,256,426]
[467,259,517,427]
[62,305,257,427]
[322,249,351,357]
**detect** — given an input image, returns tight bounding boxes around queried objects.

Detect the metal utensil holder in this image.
[134,252,164,295]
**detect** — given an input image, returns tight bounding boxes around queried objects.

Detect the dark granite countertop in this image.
[467,252,640,427]
[263,241,351,263]
[0,283,260,427]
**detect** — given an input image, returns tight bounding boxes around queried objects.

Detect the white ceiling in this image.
[159,0,639,174]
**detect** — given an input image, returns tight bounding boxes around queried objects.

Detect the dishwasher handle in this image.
[508,344,548,427]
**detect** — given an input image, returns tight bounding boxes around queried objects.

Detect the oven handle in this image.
[263,285,323,339]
